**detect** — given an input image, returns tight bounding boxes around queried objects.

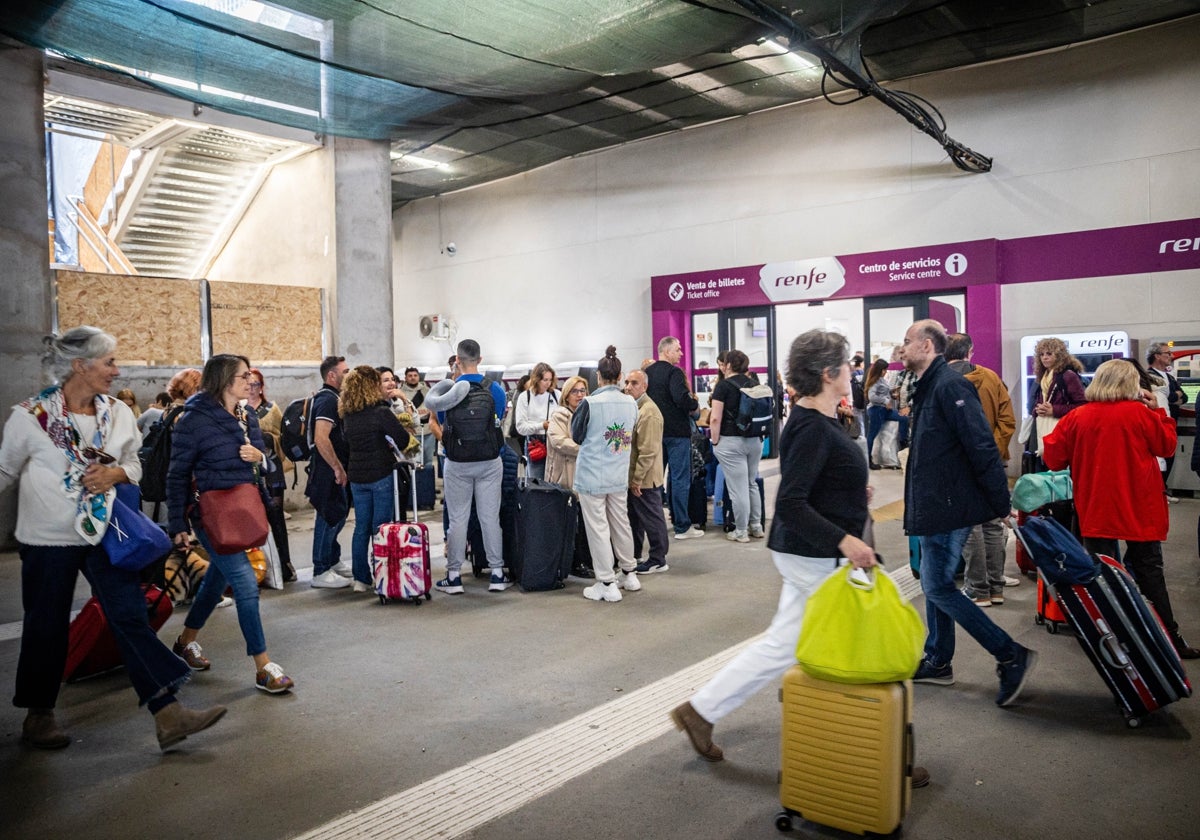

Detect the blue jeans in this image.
[15,543,190,710]
[352,474,395,585]
[920,527,1016,666]
[187,527,267,657]
[312,509,347,576]
[662,436,693,534]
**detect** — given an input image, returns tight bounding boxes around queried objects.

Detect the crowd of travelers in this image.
[2,322,1194,761]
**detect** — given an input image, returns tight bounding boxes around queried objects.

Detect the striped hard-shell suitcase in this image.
[1047,555,1191,726]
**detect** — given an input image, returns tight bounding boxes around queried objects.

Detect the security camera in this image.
[445,242,457,255]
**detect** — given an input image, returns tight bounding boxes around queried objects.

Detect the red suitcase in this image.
[64,584,174,682]
[1035,571,1070,633]
[371,463,432,605]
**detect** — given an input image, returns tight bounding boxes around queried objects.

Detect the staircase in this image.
[44,94,315,278]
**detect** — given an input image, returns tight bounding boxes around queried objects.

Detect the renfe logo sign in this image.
[759,257,846,303]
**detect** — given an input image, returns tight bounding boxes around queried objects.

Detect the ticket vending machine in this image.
[1017,331,1136,418]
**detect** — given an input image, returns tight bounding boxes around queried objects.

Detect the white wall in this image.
[208,147,335,287]
[391,17,1200,376]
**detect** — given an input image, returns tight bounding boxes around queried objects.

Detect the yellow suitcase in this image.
[776,666,913,835]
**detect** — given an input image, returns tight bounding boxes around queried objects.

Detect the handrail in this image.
[66,196,137,274]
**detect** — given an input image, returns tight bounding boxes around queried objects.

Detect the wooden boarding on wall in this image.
[209,281,323,365]
[55,270,203,365]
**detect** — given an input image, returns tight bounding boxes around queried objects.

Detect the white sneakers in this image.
[311,569,351,589]
[726,530,749,543]
[674,526,704,541]
[331,561,354,578]
[618,571,641,592]
[748,525,765,539]
[1003,575,1021,588]
[583,581,623,602]
[351,580,371,593]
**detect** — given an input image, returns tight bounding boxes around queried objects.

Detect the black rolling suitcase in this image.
[720,474,766,533]
[1015,516,1192,727]
[1049,556,1191,727]
[512,478,577,590]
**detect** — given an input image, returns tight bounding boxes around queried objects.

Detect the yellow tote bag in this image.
[795,566,926,684]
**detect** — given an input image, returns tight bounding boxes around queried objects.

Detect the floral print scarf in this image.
[21,385,115,543]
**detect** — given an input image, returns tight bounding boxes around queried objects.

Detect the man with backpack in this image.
[307,355,352,589]
[424,339,511,594]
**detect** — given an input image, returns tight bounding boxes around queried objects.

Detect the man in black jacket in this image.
[902,320,1036,707]
[645,336,702,540]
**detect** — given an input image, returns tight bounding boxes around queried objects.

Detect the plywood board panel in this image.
[209,280,323,365]
[55,269,203,365]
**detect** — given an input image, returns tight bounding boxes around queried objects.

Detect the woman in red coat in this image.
[1042,359,1198,658]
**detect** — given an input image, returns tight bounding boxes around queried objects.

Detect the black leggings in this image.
[1082,538,1177,633]
[264,487,293,569]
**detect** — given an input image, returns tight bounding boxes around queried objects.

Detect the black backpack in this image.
[735,384,775,437]
[443,381,503,462]
[138,405,185,503]
[280,393,316,462]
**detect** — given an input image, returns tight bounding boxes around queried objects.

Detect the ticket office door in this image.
[718,306,779,458]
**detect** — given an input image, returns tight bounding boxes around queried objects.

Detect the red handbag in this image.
[198,483,270,554]
[526,437,547,462]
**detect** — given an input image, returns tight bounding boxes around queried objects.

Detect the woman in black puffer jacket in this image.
[340,366,411,591]
[166,354,294,695]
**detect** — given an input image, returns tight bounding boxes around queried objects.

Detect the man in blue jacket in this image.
[902,320,1036,707]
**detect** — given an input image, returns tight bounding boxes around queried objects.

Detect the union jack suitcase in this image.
[371,464,432,605]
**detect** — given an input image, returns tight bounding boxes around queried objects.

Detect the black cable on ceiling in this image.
[720,0,993,173]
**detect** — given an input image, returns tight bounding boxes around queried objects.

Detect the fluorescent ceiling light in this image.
[390,152,450,170]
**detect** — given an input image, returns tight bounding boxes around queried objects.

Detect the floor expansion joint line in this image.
[291,635,761,840]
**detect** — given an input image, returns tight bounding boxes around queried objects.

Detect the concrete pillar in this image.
[0,42,52,546]
[331,137,394,369]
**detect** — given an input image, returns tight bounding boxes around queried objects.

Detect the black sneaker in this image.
[913,660,955,686]
[634,560,669,574]
[996,645,1038,707]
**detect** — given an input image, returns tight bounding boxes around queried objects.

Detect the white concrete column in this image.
[332,137,395,369]
[0,41,52,546]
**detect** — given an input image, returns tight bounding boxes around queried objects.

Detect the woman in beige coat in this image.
[546,376,592,577]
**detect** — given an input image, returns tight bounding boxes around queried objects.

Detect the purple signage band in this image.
[652,217,1200,311]
[1000,218,1200,284]
[652,239,998,311]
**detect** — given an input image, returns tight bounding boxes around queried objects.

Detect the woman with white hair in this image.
[1043,358,1198,659]
[0,327,226,750]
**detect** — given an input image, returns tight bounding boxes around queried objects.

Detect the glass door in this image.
[718,306,779,458]
[863,292,965,366]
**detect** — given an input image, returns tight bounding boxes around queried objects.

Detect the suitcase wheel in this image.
[1124,710,1142,728]
[774,810,794,833]
[1046,621,1059,635]
[409,596,422,606]
[1034,614,1044,626]
[424,592,432,601]
[378,595,388,605]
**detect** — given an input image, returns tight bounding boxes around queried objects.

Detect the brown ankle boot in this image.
[669,701,723,762]
[22,709,70,749]
[154,701,227,750]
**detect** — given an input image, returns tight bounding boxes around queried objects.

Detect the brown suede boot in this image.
[669,701,723,762]
[22,709,70,749]
[154,701,227,750]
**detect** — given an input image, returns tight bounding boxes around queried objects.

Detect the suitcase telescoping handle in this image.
[384,436,419,523]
